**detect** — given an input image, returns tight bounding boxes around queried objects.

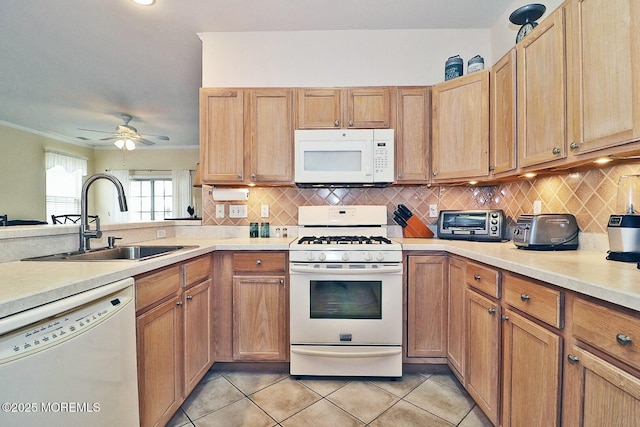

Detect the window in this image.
[127,178,172,221]
[45,151,87,222]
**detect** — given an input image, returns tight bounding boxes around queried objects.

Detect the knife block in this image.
[402,216,434,238]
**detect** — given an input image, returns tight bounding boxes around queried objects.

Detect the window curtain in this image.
[109,169,130,223]
[172,169,192,218]
[45,150,87,174]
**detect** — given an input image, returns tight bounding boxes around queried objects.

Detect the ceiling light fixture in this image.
[114,138,136,151]
[131,0,155,5]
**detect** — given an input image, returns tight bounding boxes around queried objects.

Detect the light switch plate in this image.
[533,200,542,215]
[229,204,248,218]
[429,204,438,218]
[261,204,269,218]
[216,204,225,218]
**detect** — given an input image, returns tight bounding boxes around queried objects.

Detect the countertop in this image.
[1,236,639,320]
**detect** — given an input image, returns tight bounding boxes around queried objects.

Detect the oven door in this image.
[289,262,402,345]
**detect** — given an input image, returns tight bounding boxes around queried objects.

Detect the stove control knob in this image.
[376,252,385,261]
[341,252,350,261]
[306,252,315,261]
[364,252,373,261]
[318,252,327,261]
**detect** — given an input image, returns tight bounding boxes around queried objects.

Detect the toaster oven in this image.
[437,210,506,242]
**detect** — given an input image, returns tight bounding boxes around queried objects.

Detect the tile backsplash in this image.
[202,163,640,234]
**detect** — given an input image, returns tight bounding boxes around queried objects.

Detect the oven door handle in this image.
[291,347,402,358]
[289,264,403,274]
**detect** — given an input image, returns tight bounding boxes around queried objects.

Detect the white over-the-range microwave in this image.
[294,129,395,187]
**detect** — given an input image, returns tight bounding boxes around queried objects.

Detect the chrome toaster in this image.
[513,214,579,250]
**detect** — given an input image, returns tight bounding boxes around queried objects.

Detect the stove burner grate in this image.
[297,235,392,245]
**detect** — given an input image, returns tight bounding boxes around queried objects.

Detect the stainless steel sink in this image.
[23,245,198,261]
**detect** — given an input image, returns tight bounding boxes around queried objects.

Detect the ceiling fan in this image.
[78,113,170,150]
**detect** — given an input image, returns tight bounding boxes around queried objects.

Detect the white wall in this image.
[201,29,491,87]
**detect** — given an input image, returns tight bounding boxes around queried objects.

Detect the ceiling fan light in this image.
[114,139,125,149]
[125,139,136,151]
[132,0,155,5]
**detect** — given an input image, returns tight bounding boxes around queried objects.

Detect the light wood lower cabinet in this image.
[466,289,501,426]
[406,255,448,359]
[501,308,561,427]
[135,255,214,427]
[447,257,466,383]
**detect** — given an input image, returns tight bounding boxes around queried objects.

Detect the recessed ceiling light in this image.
[132,0,155,5]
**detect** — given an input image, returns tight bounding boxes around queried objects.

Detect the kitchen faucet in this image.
[79,173,128,252]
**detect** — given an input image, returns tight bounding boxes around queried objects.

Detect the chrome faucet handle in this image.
[107,236,122,249]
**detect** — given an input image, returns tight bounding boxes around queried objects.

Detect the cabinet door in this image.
[517,8,567,168]
[233,275,288,361]
[566,0,640,155]
[501,309,561,427]
[395,87,431,183]
[466,290,500,425]
[563,347,640,427]
[347,87,390,128]
[406,256,447,358]
[297,89,341,128]
[249,90,294,183]
[491,49,517,176]
[432,70,490,181]
[447,257,466,383]
[183,279,213,394]
[137,295,183,427]
[199,89,245,183]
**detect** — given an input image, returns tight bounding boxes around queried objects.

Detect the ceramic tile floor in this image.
[167,367,493,427]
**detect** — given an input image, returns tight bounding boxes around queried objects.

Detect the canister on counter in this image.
[260,222,270,238]
[468,55,485,73]
[445,55,463,81]
[249,222,259,238]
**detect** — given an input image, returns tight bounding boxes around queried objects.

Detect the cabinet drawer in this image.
[573,298,640,370]
[136,265,182,311]
[503,273,564,329]
[466,262,500,298]
[233,252,287,273]
[184,255,211,288]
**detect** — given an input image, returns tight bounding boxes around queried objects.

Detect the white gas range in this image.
[289,205,403,378]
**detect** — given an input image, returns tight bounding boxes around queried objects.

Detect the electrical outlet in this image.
[533,200,542,215]
[229,204,248,218]
[429,204,438,218]
[261,204,269,218]
[156,229,166,238]
[216,204,225,218]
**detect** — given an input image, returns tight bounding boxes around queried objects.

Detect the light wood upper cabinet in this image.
[490,49,517,176]
[200,89,245,183]
[395,87,431,183]
[249,90,294,183]
[566,0,640,156]
[517,7,567,168]
[406,255,448,359]
[297,87,390,129]
[431,70,490,182]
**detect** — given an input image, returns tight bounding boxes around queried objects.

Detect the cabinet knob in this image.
[473,274,481,281]
[570,142,580,150]
[279,279,284,285]
[176,301,183,306]
[432,171,438,176]
[616,334,632,346]
[237,173,242,179]
[520,294,531,302]
[256,259,262,265]
[334,120,340,127]
[348,120,354,127]
[251,173,256,180]
[567,354,580,365]
[186,295,193,300]
[552,147,561,155]
[501,315,510,321]
[398,172,403,178]
[488,308,496,315]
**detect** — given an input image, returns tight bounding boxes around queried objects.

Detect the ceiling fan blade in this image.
[99,136,118,141]
[77,128,112,134]
[136,137,156,146]
[139,133,170,141]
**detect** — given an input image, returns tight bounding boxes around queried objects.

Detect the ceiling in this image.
[0,0,516,150]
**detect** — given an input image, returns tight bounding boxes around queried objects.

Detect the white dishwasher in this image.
[0,278,139,427]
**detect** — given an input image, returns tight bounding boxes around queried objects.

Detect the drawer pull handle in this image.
[186,295,193,300]
[520,294,531,302]
[567,354,580,364]
[474,274,481,281]
[256,259,262,265]
[616,334,632,346]
[488,308,496,315]
[502,315,510,321]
